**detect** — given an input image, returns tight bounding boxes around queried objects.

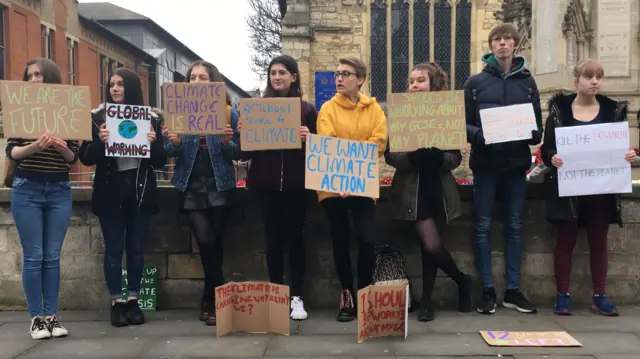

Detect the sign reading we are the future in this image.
[162,82,227,134]
[1,81,92,140]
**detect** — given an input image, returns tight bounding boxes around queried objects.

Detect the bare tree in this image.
[246,0,284,79]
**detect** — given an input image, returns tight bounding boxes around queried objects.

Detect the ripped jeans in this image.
[472,170,526,290]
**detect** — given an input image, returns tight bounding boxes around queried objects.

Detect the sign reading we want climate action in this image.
[1,81,92,140]
[215,281,290,338]
[556,121,632,197]
[162,82,227,134]
[240,98,301,151]
[387,91,466,152]
[305,134,379,198]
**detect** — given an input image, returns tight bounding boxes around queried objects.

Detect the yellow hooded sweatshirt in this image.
[315,92,388,202]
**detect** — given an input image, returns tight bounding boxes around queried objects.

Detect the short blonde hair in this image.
[573,59,604,79]
[338,57,367,89]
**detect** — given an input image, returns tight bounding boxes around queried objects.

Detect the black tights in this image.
[416,218,466,308]
[188,206,229,302]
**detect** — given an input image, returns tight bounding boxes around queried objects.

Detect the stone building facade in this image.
[281,0,640,179]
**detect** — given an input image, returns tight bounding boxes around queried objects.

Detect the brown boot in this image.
[200,304,214,322]
[204,311,216,326]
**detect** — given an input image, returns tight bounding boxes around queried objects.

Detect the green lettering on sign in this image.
[121,266,158,312]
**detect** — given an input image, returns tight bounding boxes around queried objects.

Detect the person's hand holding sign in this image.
[33,131,53,151]
[551,154,563,168]
[300,126,310,142]
[624,150,637,163]
[147,123,157,144]
[237,118,243,133]
[162,124,181,148]
[50,137,68,153]
[99,123,110,143]
[221,125,234,145]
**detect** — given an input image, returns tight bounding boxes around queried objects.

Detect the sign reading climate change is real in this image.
[0,81,92,140]
[162,82,227,134]
[305,134,379,198]
[105,103,153,158]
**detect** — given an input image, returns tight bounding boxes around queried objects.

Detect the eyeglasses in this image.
[334,71,356,79]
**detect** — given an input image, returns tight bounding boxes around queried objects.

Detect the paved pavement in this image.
[1,305,640,358]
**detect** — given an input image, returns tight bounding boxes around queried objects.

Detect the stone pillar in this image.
[281,0,312,102]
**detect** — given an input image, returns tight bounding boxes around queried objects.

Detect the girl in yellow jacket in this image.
[316,57,387,322]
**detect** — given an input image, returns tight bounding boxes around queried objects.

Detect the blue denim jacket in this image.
[165,107,240,192]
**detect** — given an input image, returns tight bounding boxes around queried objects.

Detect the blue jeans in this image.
[11,177,72,317]
[98,203,151,300]
[473,170,526,289]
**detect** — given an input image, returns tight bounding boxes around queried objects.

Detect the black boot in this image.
[336,289,356,322]
[417,304,435,322]
[457,275,473,313]
[110,302,128,327]
[126,299,145,325]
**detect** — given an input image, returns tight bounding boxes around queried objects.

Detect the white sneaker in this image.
[46,317,68,338]
[290,296,308,320]
[30,317,51,340]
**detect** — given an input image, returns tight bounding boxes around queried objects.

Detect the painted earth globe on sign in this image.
[118,120,138,139]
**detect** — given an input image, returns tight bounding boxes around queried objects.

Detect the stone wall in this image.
[2,185,640,310]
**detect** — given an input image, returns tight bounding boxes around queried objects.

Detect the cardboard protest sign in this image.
[104,103,152,158]
[0,81,92,140]
[305,134,379,198]
[162,82,227,134]
[121,266,157,312]
[239,98,301,151]
[357,283,409,344]
[480,103,537,144]
[215,281,290,338]
[480,331,582,347]
[387,90,466,152]
[556,121,631,197]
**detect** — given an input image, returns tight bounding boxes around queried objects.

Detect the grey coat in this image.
[384,148,462,223]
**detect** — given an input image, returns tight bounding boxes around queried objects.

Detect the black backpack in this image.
[372,244,419,311]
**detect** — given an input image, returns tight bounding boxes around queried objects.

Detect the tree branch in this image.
[246,0,283,79]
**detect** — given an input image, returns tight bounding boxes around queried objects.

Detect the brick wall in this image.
[1,186,640,310]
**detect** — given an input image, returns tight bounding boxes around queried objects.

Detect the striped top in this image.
[6,138,80,182]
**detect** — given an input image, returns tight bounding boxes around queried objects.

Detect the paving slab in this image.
[424,314,563,333]
[552,315,640,333]
[393,333,497,356]
[140,336,270,358]
[265,334,396,357]
[0,340,38,359]
[0,310,105,323]
[514,356,596,359]
[0,322,115,340]
[14,338,151,359]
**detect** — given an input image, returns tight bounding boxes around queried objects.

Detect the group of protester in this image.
[7,22,637,341]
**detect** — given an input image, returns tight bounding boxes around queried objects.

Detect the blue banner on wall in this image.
[315,72,336,112]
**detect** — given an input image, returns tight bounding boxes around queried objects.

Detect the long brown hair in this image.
[186,60,231,105]
[23,58,62,84]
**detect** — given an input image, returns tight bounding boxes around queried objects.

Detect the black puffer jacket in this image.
[540,92,628,227]
[79,105,167,216]
[464,53,543,172]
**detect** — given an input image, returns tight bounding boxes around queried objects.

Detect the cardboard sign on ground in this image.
[357,283,409,343]
[162,82,227,134]
[305,134,380,198]
[479,331,582,347]
[121,266,157,312]
[215,281,290,338]
[387,90,466,152]
[0,81,92,140]
[239,97,301,151]
[104,103,152,158]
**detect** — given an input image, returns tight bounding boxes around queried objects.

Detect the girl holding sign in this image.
[541,59,637,316]
[162,60,239,326]
[385,62,472,322]
[79,68,166,327]
[6,58,78,339]
[238,55,317,320]
[316,57,387,322]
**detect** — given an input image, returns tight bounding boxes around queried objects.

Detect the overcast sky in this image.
[79,0,260,92]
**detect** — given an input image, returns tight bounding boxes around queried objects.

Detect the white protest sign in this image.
[480,103,537,144]
[105,103,152,158]
[304,134,379,198]
[556,121,631,197]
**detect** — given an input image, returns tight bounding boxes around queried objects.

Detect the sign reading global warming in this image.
[555,121,631,197]
[239,98,301,151]
[387,91,466,152]
[304,134,379,198]
[105,103,152,158]
[162,82,227,134]
[0,81,92,140]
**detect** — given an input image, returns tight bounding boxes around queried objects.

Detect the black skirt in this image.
[415,168,445,221]
[179,149,232,211]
